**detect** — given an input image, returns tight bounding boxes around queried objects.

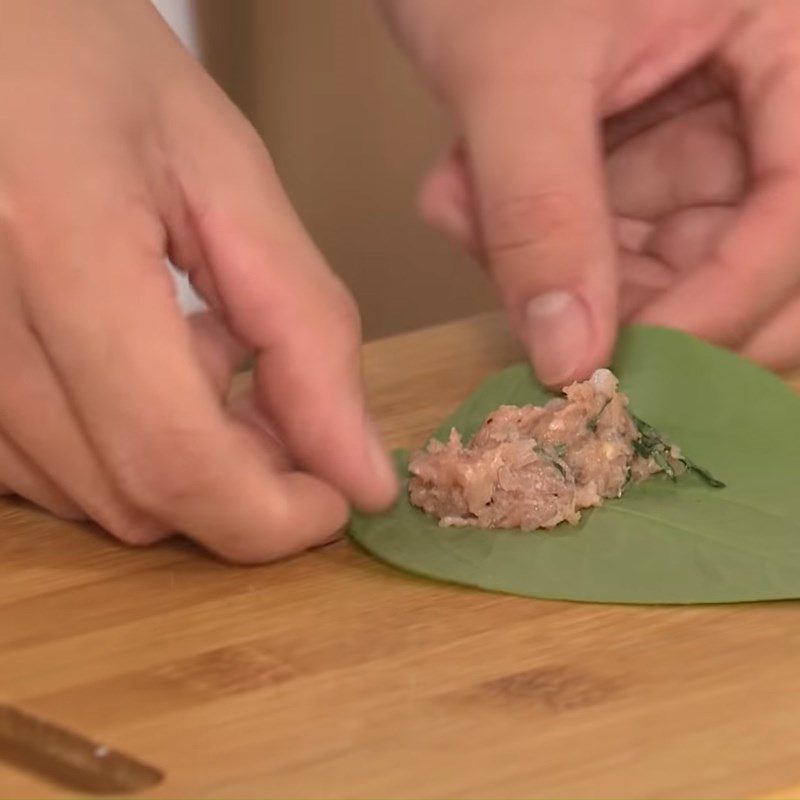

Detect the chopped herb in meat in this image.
[632,415,726,488]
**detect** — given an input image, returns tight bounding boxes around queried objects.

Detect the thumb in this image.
[459,78,618,387]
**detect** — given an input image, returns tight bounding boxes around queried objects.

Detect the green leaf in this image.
[349,326,800,605]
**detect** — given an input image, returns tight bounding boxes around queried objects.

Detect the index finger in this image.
[170,104,398,512]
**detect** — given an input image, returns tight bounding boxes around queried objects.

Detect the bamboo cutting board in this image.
[2,312,800,800]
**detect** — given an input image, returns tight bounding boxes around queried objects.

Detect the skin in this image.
[0,0,396,562]
[3,0,800,560]
[381,0,800,384]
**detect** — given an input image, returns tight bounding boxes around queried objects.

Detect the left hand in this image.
[381,0,800,382]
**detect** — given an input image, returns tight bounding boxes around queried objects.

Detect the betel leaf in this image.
[349,326,800,605]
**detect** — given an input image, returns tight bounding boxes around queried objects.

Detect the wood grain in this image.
[2,312,800,799]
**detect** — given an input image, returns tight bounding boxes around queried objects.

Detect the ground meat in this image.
[408,369,682,530]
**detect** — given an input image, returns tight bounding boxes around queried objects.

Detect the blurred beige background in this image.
[195,0,497,341]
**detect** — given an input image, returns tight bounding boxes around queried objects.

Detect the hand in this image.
[382,0,800,381]
[0,0,396,561]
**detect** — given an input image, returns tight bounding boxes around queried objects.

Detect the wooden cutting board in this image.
[2,312,800,800]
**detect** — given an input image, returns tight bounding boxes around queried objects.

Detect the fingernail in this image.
[525,291,591,386]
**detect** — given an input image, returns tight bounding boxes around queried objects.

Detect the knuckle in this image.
[225,116,279,181]
[234,115,271,158]
[331,284,362,334]
[323,283,363,347]
[431,16,531,99]
[0,183,163,274]
[482,190,582,264]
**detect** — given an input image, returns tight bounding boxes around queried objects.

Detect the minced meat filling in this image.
[408,368,684,530]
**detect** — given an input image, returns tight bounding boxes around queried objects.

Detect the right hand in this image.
[382,0,800,384]
[0,0,396,562]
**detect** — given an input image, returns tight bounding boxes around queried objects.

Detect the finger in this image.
[615,217,653,253]
[742,293,800,373]
[619,251,672,321]
[418,141,480,256]
[605,100,745,221]
[0,286,166,544]
[171,108,397,511]
[188,310,248,396]
[635,34,800,345]
[622,208,736,322]
[189,312,291,471]
[456,72,618,386]
[0,427,81,519]
[645,206,736,271]
[19,195,348,563]
[604,65,725,151]
[228,391,292,472]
